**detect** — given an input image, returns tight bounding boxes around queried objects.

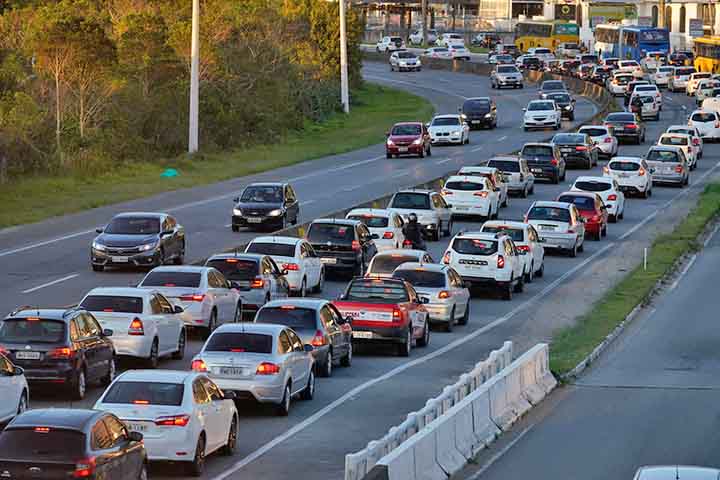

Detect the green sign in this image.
[589,4,638,28]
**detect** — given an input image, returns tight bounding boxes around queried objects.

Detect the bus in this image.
[594,24,669,61]
[594,25,622,58]
[693,36,720,73]
[514,20,579,52]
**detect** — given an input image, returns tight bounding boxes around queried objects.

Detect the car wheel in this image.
[397,328,411,357]
[187,434,206,477]
[146,339,159,368]
[71,368,86,400]
[578,241,585,253]
[301,371,315,400]
[320,350,333,378]
[222,417,238,456]
[386,152,392,159]
[174,242,185,265]
[443,218,453,237]
[172,329,186,359]
[313,268,325,293]
[276,384,291,416]
[502,282,513,301]
[445,308,454,332]
[525,263,534,283]
[602,224,608,237]
[203,310,217,340]
[427,145,432,157]
[459,303,469,325]
[101,357,116,386]
[417,320,430,347]
[609,214,617,223]
[419,146,425,158]
[17,391,27,415]
[536,261,544,278]
[298,278,307,298]
[514,275,524,293]
[231,225,239,232]
[521,187,528,198]
[594,230,601,241]
[92,264,104,272]
[569,243,578,258]
[341,342,353,367]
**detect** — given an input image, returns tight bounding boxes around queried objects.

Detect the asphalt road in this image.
[4,64,718,480]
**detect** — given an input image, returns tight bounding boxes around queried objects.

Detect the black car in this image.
[232,182,300,232]
[560,60,581,76]
[305,219,377,276]
[0,408,146,479]
[545,92,576,120]
[91,212,185,272]
[0,308,116,400]
[578,64,594,81]
[522,56,541,70]
[551,132,598,169]
[460,97,497,129]
[591,65,614,84]
[520,142,566,184]
[604,112,645,144]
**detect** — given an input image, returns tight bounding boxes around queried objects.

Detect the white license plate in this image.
[126,423,148,432]
[531,168,542,173]
[320,257,337,264]
[16,351,40,360]
[353,331,373,339]
[471,120,480,124]
[246,217,263,223]
[111,256,129,263]
[540,225,556,231]
[398,147,408,153]
[219,367,246,377]
[455,206,469,211]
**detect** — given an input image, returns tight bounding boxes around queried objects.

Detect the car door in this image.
[154,293,179,353]
[305,243,323,285]
[103,415,143,480]
[76,314,104,381]
[208,270,232,322]
[571,206,585,242]
[527,226,544,271]
[433,193,452,225]
[328,303,352,355]
[200,376,230,452]
[356,224,376,264]
[268,257,290,299]
[612,179,625,214]
[298,242,315,287]
[0,354,19,421]
[192,378,216,446]
[287,329,309,394]
[90,417,119,479]
[447,269,469,317]
[319,305,344,360]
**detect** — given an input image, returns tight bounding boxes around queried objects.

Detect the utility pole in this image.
[422,0,428,46]
[339,0,350,113]
[188,0,199,153]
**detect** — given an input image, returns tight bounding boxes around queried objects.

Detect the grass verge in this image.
[0,83,434,229]
[550,182,720,375]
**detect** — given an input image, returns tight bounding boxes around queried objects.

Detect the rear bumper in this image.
[560,153,592,167]
[424,303,454,322]
[111,335,153,358]
[450,203,491,217]
[460,275,512,288]
[527,165,559,180]
[538,233,577,250]
[142,431,198,461]
[211,376,286,403]
[351,325,407,343]
[653,174,685,184]
[315,253,360,270]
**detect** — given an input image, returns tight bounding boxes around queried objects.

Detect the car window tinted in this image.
[80,296,143,314]
[344,279,409,303]
[204,332,273,353]
[692,112,715,122]
[527,102,554,111]
[102,381,184,406]
[307,223,355,244]
[574,181,611,192]
[553,134,584,144]
[497,66,517,73]
[452,238,498,255]
[256,307,317,331]
[431,117,460,126]
[609,161,641,171]
[0,319,66,344]
[462,99,490,111]
[444,180,486,191]
[371,254,420,275]
[0,428,86,460]
[140,271,201,288]
[522,145,553,156]
[245,242,296,257]
[527,206,571,222]
[579,128,607,137]
[206,259,259,281]
[240,186,283,203]
[391,124,422,136]
[392,269,446,288]
[397,52,416,59]
[606,113,635,122]
[647,150,680,162]
[558,195,596,210]
[347,215,389,228]
[104,216,160,235]
[481,226,524,242]
[487,160,520,172]
[390,193,431,210]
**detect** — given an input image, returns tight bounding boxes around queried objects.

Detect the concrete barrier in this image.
[470,386,500,449]
[434,413,466,476]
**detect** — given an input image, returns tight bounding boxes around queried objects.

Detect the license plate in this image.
[353,331,373,339]
[398,147,408,153]
[219,367,246,377]
[540,225,556,231]
[531,168,542,173]
[16,351,40,360]
[111,256,129,263]
[126,423,147,433]
[455,206,469,211]
[320,257,337,264]
[471,120,480,124]
[246,217,263,223]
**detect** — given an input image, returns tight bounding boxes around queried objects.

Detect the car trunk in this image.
[106,404,187,439]
[528,219,571,234]
[202,351,268,380]
[333,301,398,325]
[88,311,135,336]
[2,341,71,372]
[0,428,86,479]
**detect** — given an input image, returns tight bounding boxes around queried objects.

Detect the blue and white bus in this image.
[594,24,669,61]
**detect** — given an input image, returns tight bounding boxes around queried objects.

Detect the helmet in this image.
[408,213,418,223]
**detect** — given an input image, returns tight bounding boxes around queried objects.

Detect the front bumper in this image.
[396,63,421,70]
[524,118,558,128]
[232,214,283,229]
[387,144,424,156]
[91,248,160,268]
[431,134,463,144]
[497,77,522,87]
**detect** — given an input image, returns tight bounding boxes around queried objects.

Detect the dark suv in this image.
[522,56,541,70]
[551,133,598,169]
[545,92,575,120]
[232,182,300,232]
[604,112,646,144]
[460,97,497,129]
[305,219,378,276]
[520,142,566,184]
[0,308,115,400]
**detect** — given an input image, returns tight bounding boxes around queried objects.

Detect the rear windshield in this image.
[245,242,295,257]
[0,429,85,460]
[0,319,66,344]
[102,381,184,406]
[240,186,283,203]
[205,259,258,281]
[692,112,716,122]
[558,195,595,210]
[615,76,631,85]
[521,145,553,157]
[344,280,409,302]
[573,180,611,192]
[542,82,564,91]
[609,161,641,171]
[204,332,273,354]
[676,68,695,76]
[481,226,524,242]
[635,86,657,92]
[80,296,143,314]
[391,124,421,136]
[659,67,674,73]
[647,150,680,162]
[105,216,160,235]
[579,128,607,137]
[553,134,584,144]
[606,113,635,122]
[547,93,571,103]
[371,254,420,275]
[255,307,317,331]
[694,73,711,79]
[487,160,520,172]
[392,269,446,288]
[347,215,389,228]
[140,271,201,288]
[445,180,485,191]
[660,136,688,146]
[527,206,571,222]
[390,193,431,210]
[451,238,498,255]
[307,223,355,244]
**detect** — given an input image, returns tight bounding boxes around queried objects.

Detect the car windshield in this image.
[347,215,389,228]
[371,255,421,274]
[481,226,524,242]
[390,37,402,42]
[497,66,517,73]
[676,68,695,76]
[444,180,486,191]
[487,160,520,172]
[344,280,409,303]
[390,193,431,210]
[692,112,715,122]
[463,99,490,111]
[240,186,283,203]
[660,136,688,146]
[579,128,607,137]
[102,381,184,406]
[615,76,632,85]
[606,113,635,122]
[80,296,143,314]
[609,161,641,171]
[646,150,680,162]
[553,134,584,144]
[0,429,85,461]
[547,93,571,103]
[542,82,564,91]
[255,307,317,331]
[397,52,416,59]
[307,223,355,244]
[528,102,554,111]
[204,332,273,353]
[522,145,553,157]
[659,67,674,73]
[104,216,160,235]
[574,180,611,192]
[535,48,551,54]
[451,238,498,255]
[245,242,295,257]
[205,259,258,281]
[391,124,421,136]
[0,319,66,344]
[392,269,446,288]
[141,271,201,288]
[527,206,571,222]
[432,117,460,126]
[558,195,596,210]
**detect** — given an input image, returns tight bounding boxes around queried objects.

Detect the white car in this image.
[346,208,406,251]
[688,109,720,142]
[448,44,471,60]
[577,125,618,159]
[694,79,720,106]
[387,189,453,241]
[608,73,633,96]
[427,114,469,145]
[94,370,238,475]
[571,176,626,222]
[629,94,660,121]
[657,132,697,170]
[650,66,674,87]
[376,36,404,52]
[523,99,561,131]
[366,249,433,278]
[633,84,663,109]
[442,231,525,300]
[423,47,452,59]
[667,125,703,159]
[603,156,653,198]
[480,220,545,282]
[633,466,720,480]
[79,287,186,367]
[669,66,696,92]
[528,47,554,63]
[437,33,464,47]
[640,51,666,70]
[457,166,509,207]
[556,42,580,58]
[525,201,586,257]
[389,51,421,72]
[441,175,500,219]
[617,60,643,78]
[0,352,28,423]
[486,156,535,198]
[138,266,243,335]
[245,236,323,297]
[408,28,437,45]
[686,72,712,96]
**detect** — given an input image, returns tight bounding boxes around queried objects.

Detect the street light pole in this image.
[188,0,200,153]
[339,0,350,113]
[422,0,428,47]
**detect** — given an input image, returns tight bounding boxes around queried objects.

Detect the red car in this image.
[557,191,608,240]
[333,277,430,357]
[386,122,432,159]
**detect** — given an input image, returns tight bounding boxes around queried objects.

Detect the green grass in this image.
[468,46,490,54]
[550,183,720,375]
[0,83,434,229]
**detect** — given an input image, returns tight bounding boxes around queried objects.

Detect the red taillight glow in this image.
[282,263,299,271]
[191,359,207,372]
[438,290,451,299]
[383,231,394,239]
[607,194,617,201]
[34,427,50,433]
[626,124,638,130]
[517,245,530,252]
[49,347,74,359]
[638,167,646,176]
[256,362,280,375]
[155,415,190,427]
[73,458,96,478]
[128,318,144,336]
[474,191,489,198]
[311,330,327,347]
[575,146,588,151]
[497,255,505,269]
[693,138,700,146]
[403,239,413,247]
[442,189,453,195]
[133,399,150,405]
[180,294,205,302]
[392,309,401,319]
[442,251,451,264]
[550,158,558,166]
[590,215,601,222]
[351,240,361,251]
[251,278,265,289]
[604,137,613,143]
[675,165,684,173]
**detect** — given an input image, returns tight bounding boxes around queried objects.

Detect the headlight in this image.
[268,209,284,217]
[92,241,106,252]
[452,131,461,135]
[233,208,242,216]
[138,241,158,252]
[485,113,492,118]
[412,138,423,145]
[565,105,572,110]
[386,139,394,146]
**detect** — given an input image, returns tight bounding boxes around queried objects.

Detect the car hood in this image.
[96,233,159,247]
[235,201,284,211]
[429,125,462,132]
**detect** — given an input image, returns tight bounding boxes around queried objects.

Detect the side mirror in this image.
[281,269,289,276]
[95,227,104,234]
[13,366,24,376]
[233,197,239,203]
[161,229,174,236]
[370,233,380,240]
[174,305,184,314]
[128,431,143,443]
[303,344,314,353]
[222,391,237,400]
[102,328,114,337]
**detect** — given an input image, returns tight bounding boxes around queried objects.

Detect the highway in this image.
[4,62,720,480]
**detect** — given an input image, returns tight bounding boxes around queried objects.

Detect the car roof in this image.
[375,249,427,257]
[459,166,498,173]
[445,175,489,184]
[660,132,691,138]
[113,212,165,219]
[347,208,393,217]
[393,262,447,273]
[578,125,608,132]
[6,308,71,320]
[207,253,264,262]
[311,218,360,226]
[527,99,555,105]
[455,231,500,240]
[392,122,423,127]
[432,114,462,119]
[488,155,520,162]
[575,175,612,184]
[114,369,197,384]
[10,408,102,431]
[531,200,572,209]
[214,323,286,335]
[84,287,153,298]
[609,156,643,163]
[262,298,328,310]
[147,266,210,273]
[465,97,491,101]
[250,236,302,246]
[482,220,528,230]
[648,145,684,153]
[522,142,554,147]
[636,466,720,480]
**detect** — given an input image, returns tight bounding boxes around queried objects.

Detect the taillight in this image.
[256,362,280,375]
[638,167,646,176]
[180,294,205,302]
[693,138,700,146]
[607,194,617,201]
[675,165,684,173]
[590,215,601,222]
[383,231,394,239]
[626,124,638,130]
[351,240,361,251]
[441,189,453,195]
[73,458,96,478]
[311,329,327,347]
[191,359,207,372]
[251,278,264,289]
[575,146,588,151]
[497,255,505,269]
[392,309,401,319]
[128,317,144,336]
[474,191,489,197]
[517,245,530,252]
[49,347,74,359]
[403,239,413,247]
[550,158,558,166]
[604,137,613,143]
[155,414,190,427]
[442,251,451,264]
[282,263,300,271]
[438,290,451,299]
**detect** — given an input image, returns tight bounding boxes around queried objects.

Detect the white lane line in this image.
[435,157,454,164]
[0,230,95,258]
[467,424,536,480]
[340,184,363,192]
[391,171,408,179]
[364,74,469,100]
[210,242,615,480]
[22,274,79,294]
[301,199,316,206]
[224,223,232,228]
[669,254,698,292]
[497,135,508,142]
[287,156,383,183]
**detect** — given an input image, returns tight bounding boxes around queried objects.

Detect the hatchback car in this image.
[427,114,470,145]
[525,201,586,257]
[441,175,500,219]
[523,99,561,131]
[687,72,712,95]
[538,80,567,99]
[551,133,598,169]
[689,109,720,142]
[604,112,645,144]
[305,218,378,275]
[604,156,653,198]
[650,65,674,87]
[389,51,421,72]
[658,132,697,170]
[480,220,545,281]
[557,191,608,240]
[608,73,633,96]
[376,36,404,52]
[577,125,618,159]
[387,189,453,241]
[666,125,703,159]
[645,145,690,187]
[366,249,434,278]
[618,59,643,78]
[386,122,431,158]
[231,182,300,231]
[346,208,407,251]
[629,94,660,121]
[486,156,535,198]
[519,142,565,184]
[669,66,696,92]
[0,353,28,424]
[624,80,650,106]
[545,92,575,120]
[460,97,497,129]
[456,166,509,207]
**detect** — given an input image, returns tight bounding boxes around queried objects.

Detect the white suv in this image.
[687,72,712,96]
[376,36,404,53]
[408,29,438,45]
[523,99,561,131]
[480,221,545,282]
[525,201,586,257]
[441,175,500,220]
[442,231,525,300]
[688,109,720,142]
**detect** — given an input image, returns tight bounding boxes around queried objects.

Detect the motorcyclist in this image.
[403,213,426,250]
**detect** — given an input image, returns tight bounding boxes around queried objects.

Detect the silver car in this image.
[391,262,470,331]
[525,201,586,257]
[645,145,690,186]
[192,323,315,416]
[633,466,720,480]
[387,189,453,241]
[486,156,535,198]
[490,64,524,89]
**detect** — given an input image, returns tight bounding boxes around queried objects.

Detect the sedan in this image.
[386,122,431,158]
[460,97,497,130]
[245,236,323,297]
[557,191,608,240]
[645,145,690,187]
[427,115,469,145]
[658,132,697,170]
[667,125,703,159]
[519,143,565,184]
[604,112,645,144]
[0,353,28,424]
[523,100,561,131]
[231,182,300,231]
[389,51,421,72]
[551,133,598,169]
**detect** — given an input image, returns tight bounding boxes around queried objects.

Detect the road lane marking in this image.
[363,74,469,100]
[287,156,383,183]
[22,274,79,294]
[669,253,698,292]
[467,424,536,480]
[435,157,454,164]
[497,135,507,142]
[0,230,96,258]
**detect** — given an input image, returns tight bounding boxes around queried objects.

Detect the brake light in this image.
[311,330,327,347]
[251,278,264,289]
[607,194,617,201]
[626,124,638,130]
[392,309,401,319]
[442,251,451,264]
[441,189,453,195]
[675,165,684,173]
[49,347,74,359]
[403,239,413,247]
[225,258,239,263]
[474,191,489,197]
[383,231,394,239]
[127,317,144,336]
[575,146,588,151]
[132,400,150,405]
[715,121,719,128]
[517,245,530,252]
[550,158,558,166]
[180,294,205,302]
[497,255,505,269]
[638,167,646,176]
[155,415,190,427]
[604,136,613,143]
[590,215,601,222]
[693,138,700,146]
[34,427,50,433]
[73,458,96,478]
[351,240,361,251]
[282,263,299,271]
[191,359,207,372]
[256,362,280,375]
[438,290,451,299]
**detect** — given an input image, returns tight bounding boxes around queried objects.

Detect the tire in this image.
[17,391,27,416]
[419,147,425,158]
[172,329,186,359]
[276,384,291,416]
[427,145,432,157]
[445,308,455,332]
[300,371,315,400]
[298,278,307,298]
[222,417,238,456]
[203,310,217,340]
[525,263,534,283]
[459,303,469,325]
[231,225,239,232]
[313,268,325,293]
[386,153,392,159]
[71,368,86,400]
[536,261,544,278]
[138,464,148,480]
[341,342,353,367]
[146,339,159,369]
[92,264,104,272]
[609,214,617,223]
[578,241,585,253]
[569,243,578,258]
[443,218,453,237]
[431,225,441,242]
[514,275,524,293]
[320,350,333,378]
[502,282,513,301]
[397,328,411,357]
[101,357,116,386]
[187,434,206,477]
[417,320,430,347]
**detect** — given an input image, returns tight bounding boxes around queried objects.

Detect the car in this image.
[538,80,567,99]
[376,36,404,52]
[629,94,660,121]
[0,307,115,400]
[608,72,633,96]
[486,155,535,198]
[385,121,432,158]
[686,71,712,95]
[497,44,520,57]
[603,156,653,198]
[231,182,300,231]
[633,466,720,480]
[545,59,562,74]
[305,218,378,275]
[688,109,720,142]
[437,33,464,47]
[79,287,186,367]
[577,63,595,81]
[91,212,185,272]
[528,47,554,62]
[633,83,663,109]
[441,175,500,219]
[545,91,575,120]
[346,208,406,251]
[460,97,497,129]
[392,262,470,331]
[0,353,28,424]
[488,54,514,65]
[668,52,690,66]
[667,124,703,159]
[555,190,607,241]
[640,51,666,70]
[244,238,322,298]
[254,299,353,377]
[423,47,452,59]
[560,59,581,76]
[694,79,720,106]
[602,57,620,68]
[604,111,645,144]
[366,249,433,278]
[617,59,643,78]
[577,125,618,159]
[191,323,315,415]
[137,266,243,335]
[624,80,650,106]
[519,142,565,184]
[333,276,429,355]
[551,132,598,169]
[523,99,561,131]
[490,64,524,89]
[389,51,421,72]
[556,42,580,58]
[94,370,237,476]
[448,44,471,60]
[442,231,524,300]
[525,201,586,257]
[427,114,469,145]
[570,176,625,222]
[650,65,674,87]
[480,220,545,282]
[408,28,438,45]
[204,253,289,316]
[657,132,697,170]
[645,145,690,187]
[387,189,453,241]
[578,53,599,65]
[0,409,146,480]
[517,55,541,71]
[669,66,696,92]
[457,166,510,207]
[590,65,614,84]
